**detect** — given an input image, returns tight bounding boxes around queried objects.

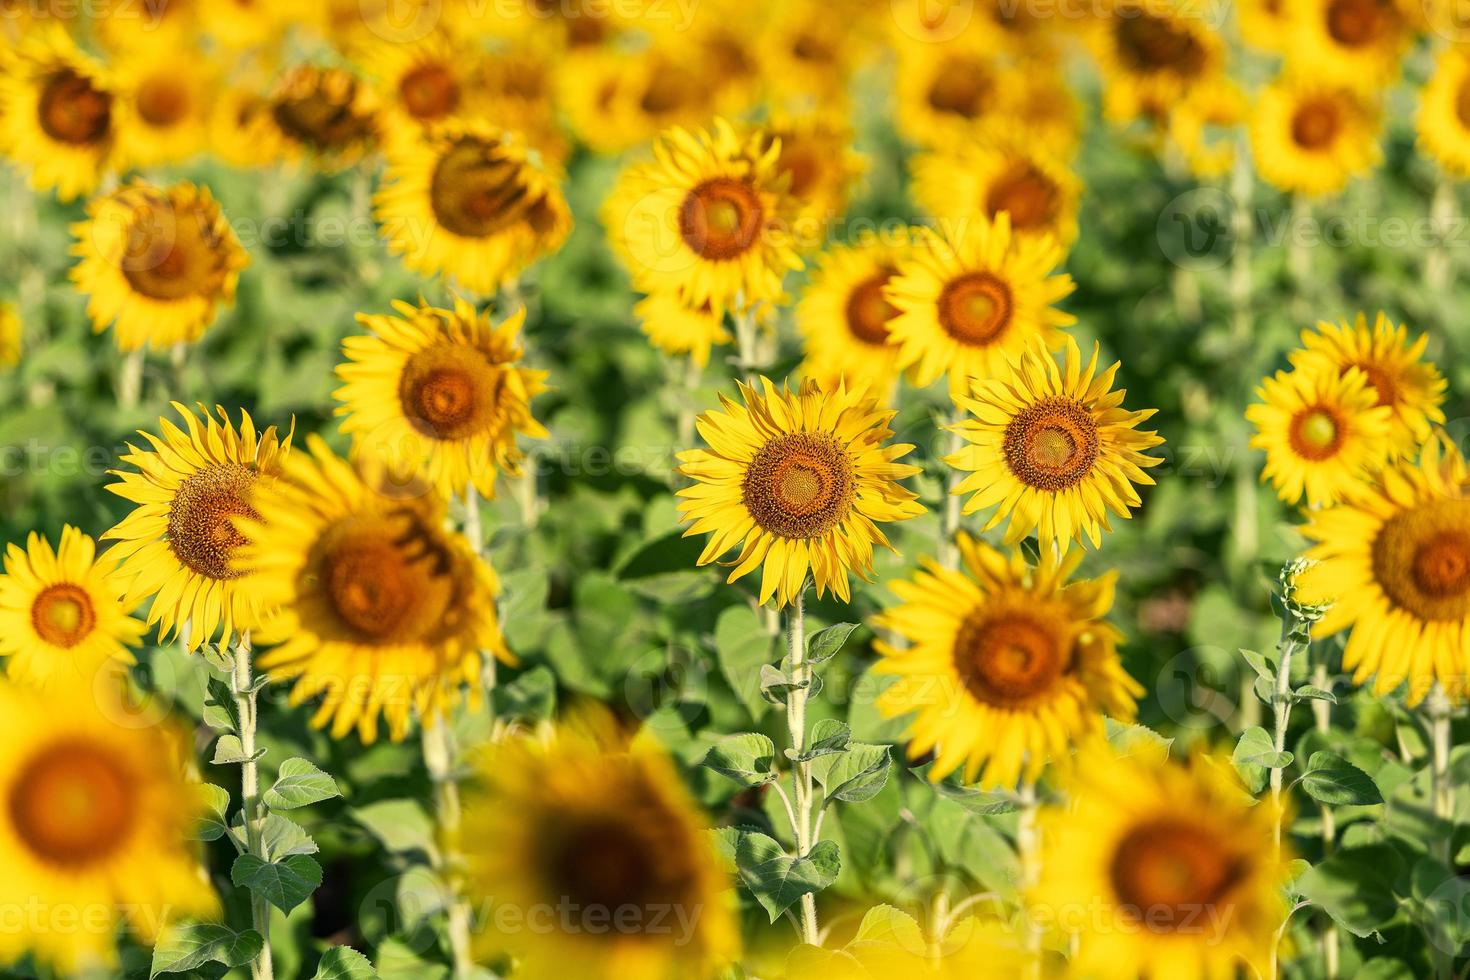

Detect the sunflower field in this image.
[9,1,1470,978]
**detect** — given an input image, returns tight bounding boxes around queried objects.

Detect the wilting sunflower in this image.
[0,26,116,201]
[893,37,1018,149]
[237,436,512,743]
[911,138,1080,246]
[1247,362,1393,507]
[796,231,912,401]
[1289,313,1446,459]
[71,181,248,353]
[335,297,549,500]
[873,533,1141,788]
[887,214,1076,398]
[0,683,215,972]
[948,339,1165,552]
[1032,742,1289,980]
[267,65,379,169]
[462,723,739,980]
[110,49,215,169]
[1301,439,1470,703]
[605,118,802,317]
[1250,78,1380,197]
[1418,46,1470,177]
[635,291,732,369]
[0,302,19,366]
[376,120,572,297]
[1287,0,1411,91]
[0,527,144,690]
[104,403,292,650]
[763,111,867,233]
[1087,0,1224,109]
[678,378,924,607]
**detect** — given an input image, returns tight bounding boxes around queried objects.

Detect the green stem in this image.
[938,410,963,570]
[1427,174,1455,299]
[784,590,819,946]
[423,717,475,978]
[1017,780,1041,980]
[733,306,760,387]
[231,634,273,980]
[1430,686,1455,980]
[1312,662,1339,979]
[118,348,145,410]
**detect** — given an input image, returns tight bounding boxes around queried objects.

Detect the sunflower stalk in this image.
[1426,173,1456,298]
[938,410,964,570]
[1312,661,1340,980]
[784,588,820,946]
[733,305,761,387]
[118,348,145,410]
[230,633,274,980]
[423,716,476,979]
[1017,779,1042,980]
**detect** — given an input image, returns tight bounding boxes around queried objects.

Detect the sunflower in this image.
[606,119,803,317]
[1289,312,1446,459]
[910,138,1081,247]
[873,533,1141,788]
[1169,77,1248,180]
[103,403,292,651]
[1418,46,1470,177]
[947,339,1165,552]
[559,46,720,155]
[0,302,19,366]
[796,231,912,401]
[886,214,1076,399]
[1032,742,1290,980]
[0,683,215,972]
[462,723,739,980]
[208,77,289,169]
[1239,0,1292,51]
[635,291,733,369]
[677,378,924,607]
[376,120,572,297]
[1250,78,1380,197]
[70,181,249,353]
[1086,0,1224,110]
[267,65,380,169]
[364,29,486,140]
[893,37,1018,148]
[756,0,867,104]
[1246,362,1394,507]
[1286,0,1411,91]
[763,111,866,234]
[335,297,549,500]
[237,436,512,743]
[110,49,215,169]
[0,26,116,202]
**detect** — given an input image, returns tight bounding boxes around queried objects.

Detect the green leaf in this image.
[190,783,233,843]
[264,757,341,809]
[1293,685,1337,703]
[759,664,808,703]
[350,799,436,859]
[734,831,841,922]
[715,604,775,720]
[205,675,240,732]
[806,623,860,665]
[813,744,891,806]
[790,719,851,761]
[910,763,1018,815]
[1295,844,1404,938]
[493,666,557,722]
[231,853,324,914]
[702,733,779,787]
[150,923,263,977]
[199,643,235,674]
[1232,726,1291,794]
[313,946,379,979]
[1300,751,1383,806]
[1240,649,1274,682]
[211,734,266,766]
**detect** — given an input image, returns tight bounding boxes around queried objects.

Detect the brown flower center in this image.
[1372,498,1470,622]
[742,432,855,539]
[1287,406,1344,461]
[953,609,1070,707]
[1003,398,1101,492]
[1110,819,1244,929]
[399,342,502,441]
[1352,361,1398,409]
[1326,0,1388,46]
[9,739,136,867]
[38,68,112,146]
[120,198,233,302]
[844,269,898,346]
[429,138,536,239]
[318,512,457,644]
[1114,11,1207,78]
[680,178,764,262]
[31,584,97,648]
[937,272,1014,346]
[399,62,460,121]
[538,810,696,915]
[639,61,697,116]
[168,462,259,581]
[1291,99,1342,151]
[986,164,1059,231]
[271,70,376,153]
[1457,79,1470,131]
[927,55,996,120]
[136,75,189,128]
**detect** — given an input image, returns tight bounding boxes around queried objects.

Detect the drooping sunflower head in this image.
[1250,78,1381,197]
[1247,360,1394,507]
[1088,0,1224,108]
[678,378,924,608]
[604,118,804,317]
[335,296,549,501]
[103,402,292,650]
[0,683,216,972]
[0,302,20,366]
[874,533,1142,788]
[948,338,1166,551]
[1287,0,1411,91]
[887,215,1076,399]
[376,120,572,297]
[1032,742,1290,980]
[267,64,380,169]
[1418,46,1470,177]
[71,180,249,353]
[462,724,739,980]
[911,137,1081,246]
[238,435,512,743]
[110,48,215,170]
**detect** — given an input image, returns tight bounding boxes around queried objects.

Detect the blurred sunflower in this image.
[764,111,866,233]
[894,38,1016,148]
[336,297,549,500]
[1033,742,1289,980]
[111,49,215,169]
[1247,362,1394,507]
[209,77,289,169]
[239,436,511,743]
[104,403,292,651]
[71,181,248,353]
[196,0,297,50]
[1087,0,1224,109]
[559,46,719,155]
[873,533,1141,788]
[1168,77,1248,179]
[911,138,1080,246]
[1239,0,1292,51]
[376,120,572,297]
[94,0,199,52]
[1251,79,1380,197]
[1287,0,1411,91]
[365,29,485,140]
[1290,313,1446,458]
[886,215,1076,398]
[634,292,732,369]
[0,302,19,366]
[756,0,864,105]
[605,119,802,317]
[785,905,1027,978]
[0,26,116,201]
[677,378,924,607]
[796,230,912,400]
[948,339,1165,551]
[267,65,380,169]
[0,527,144,690]
[0,683,215,972]
[462,724,739,980]
[1418,46,1470,177]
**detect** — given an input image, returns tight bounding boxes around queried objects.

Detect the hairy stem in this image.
[784,590,819,946]
[423,717,475,978]
[231,634,273,980]
[1017,780,1041,980]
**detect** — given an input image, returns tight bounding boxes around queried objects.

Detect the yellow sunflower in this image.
[462,723,739,980]
[0,302,19,366]
[796,230,912,401]
[763,110,867,235]
[558,46,720,156]
[363,29,486,141]
[677,378,924,607]
[208,77,289,169]
[335,297,549,501]
[110,49,215,170]
[0,682,216,972]
[873,533,1141,788]
[1286,0,1411,92]
[1301,439,1470,703]
[0,527,144,690]
[1032,742,1290,980]
[1250,78,1381,198]
[103,403,292,651]
[267,65,380,170]
[893,37,1018,148]
[634,291,733,369]
[755,0,867,105]
[1087,0,1224,110]
[70,180,249,353]
[886,214,1076,399]
[947,339,1165,551]
[237,436,512,743]
[1239,0,1292,51]
[376,120,572,297]
[1168,77,1248,180]
[0,26,116,202]
[1289,313,1447,459]
[1418,46,1470,177]
[910,138,1081,247]
[1246,362,1394,507]
[604,118,802,317]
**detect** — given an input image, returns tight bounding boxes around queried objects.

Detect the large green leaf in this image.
[150,923,263,978]
[1300,751,1383,806]
[813,744,892,806]
[1295,844,1405,938]
[231,853,324,914]
[702,733,780,787]
[265,757,341,809]
[734,831,841,922]
[313,946,379,980]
